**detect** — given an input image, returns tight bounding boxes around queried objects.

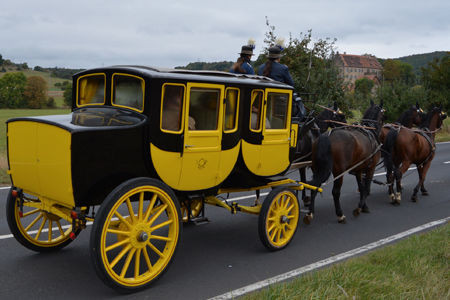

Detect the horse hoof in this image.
[353,208,361,217]
[303,214,313,225]
[362,206,370,213]
[389,193,395,204]
[421,191,429,196]
[395,192,401,202]
[411,196,418,202]
[338,215,346,224]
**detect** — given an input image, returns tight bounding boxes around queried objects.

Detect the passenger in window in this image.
[162,87,195,131]
[230,39,255,75]
[251,101,271,130]
[258,39,294,87]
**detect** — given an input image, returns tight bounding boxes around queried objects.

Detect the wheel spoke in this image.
[106,228,131,236]
[134,249,141,278]
[109,244,132,268]
[120,248,136,278]
[268,216,276,222]
[48,220,53,241]
[143,194,158,222]
[24,213,43,231]
[138,192,144,221]
[147,204,168,226]
[276,227,281,242]
[149,219,172,232]
[269,227,278,241]
[125,198,136,223]
[22,208,40,218]
[35,217,47,240]
[56,220,65,236]
[150,234,172,242]
[114,211,132,229]
[142,247,153,271]
[147,241,165,258]
[105,238,130,252]
[286,203,294,213]
[267,222,276,233]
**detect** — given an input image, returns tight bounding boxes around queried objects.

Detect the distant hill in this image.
[175,61,233,71]
[384,51,449,75]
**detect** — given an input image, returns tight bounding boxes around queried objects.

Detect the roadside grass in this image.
[243,223,450,300]
[0,109,70,184]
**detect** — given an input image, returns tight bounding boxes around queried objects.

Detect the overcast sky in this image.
[1,0,449,69]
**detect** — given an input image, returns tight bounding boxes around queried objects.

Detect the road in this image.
[0,143,449,300]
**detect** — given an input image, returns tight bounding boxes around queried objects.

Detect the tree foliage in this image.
[0,72,27,108]
[23,76,47,108]
[421,53,450,111]
[382,59,415,85]
[63,84,73,107]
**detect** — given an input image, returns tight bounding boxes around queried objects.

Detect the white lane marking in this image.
[444,161,450,164]
[0,222,94,240]
[209,217,450,300]
[374,166,417,177]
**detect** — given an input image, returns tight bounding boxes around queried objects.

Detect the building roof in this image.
[337,54,382,69]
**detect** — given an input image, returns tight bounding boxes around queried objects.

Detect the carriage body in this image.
[6,66,312,292]
[7,66,298,209]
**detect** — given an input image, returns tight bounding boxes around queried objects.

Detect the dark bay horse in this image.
[295,102,347,204]
[379,102,424,144]
[382,105,447,204]
[305,101,385,224]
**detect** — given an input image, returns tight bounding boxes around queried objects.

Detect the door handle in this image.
[185,144,195,148]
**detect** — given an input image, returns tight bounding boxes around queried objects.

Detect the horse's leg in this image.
[395,161,412,204]
[417,166,429,195]
[412,161,432,202]
[300,167,310,205]
[353,172,365,217]
[303,189,317,225]
[332,177,346,223]
[361,168,375,213]
[386,168,396,204]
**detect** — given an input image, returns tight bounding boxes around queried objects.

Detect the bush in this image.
[46,97,56,108]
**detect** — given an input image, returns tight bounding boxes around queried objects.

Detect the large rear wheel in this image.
[90,178,182,293]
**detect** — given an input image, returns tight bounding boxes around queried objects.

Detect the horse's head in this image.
[362,100,385,130]
[413,102,426,126]
[421,104,447,131]
[315,102,347,132]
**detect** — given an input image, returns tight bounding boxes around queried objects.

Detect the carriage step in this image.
[190,216,210,226]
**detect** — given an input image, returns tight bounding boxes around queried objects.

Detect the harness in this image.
[414,128,436,168]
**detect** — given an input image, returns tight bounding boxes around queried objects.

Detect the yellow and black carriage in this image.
[5,66,320,292]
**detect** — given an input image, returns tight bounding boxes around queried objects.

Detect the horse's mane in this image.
[362,104,381,122]
[396,106,415,126]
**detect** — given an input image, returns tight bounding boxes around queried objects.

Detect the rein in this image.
[324,119,376,130]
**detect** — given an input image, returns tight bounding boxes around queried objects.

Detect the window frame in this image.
[264,89,291,131]
[223,87,240,133]
[111,73,145,113]
[160,83,186,134]
[76,73,106,107]
[249,89,264,133]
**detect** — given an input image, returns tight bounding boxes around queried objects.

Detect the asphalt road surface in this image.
[1,143,449,300]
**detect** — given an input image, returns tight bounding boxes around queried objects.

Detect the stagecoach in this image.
[5,66,320,292]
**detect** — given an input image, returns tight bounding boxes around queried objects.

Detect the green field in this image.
[244,223,450,300]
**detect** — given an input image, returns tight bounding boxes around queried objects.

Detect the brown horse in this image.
[305,100,385,224]
[379,102,424,144]
[382,105,447,204]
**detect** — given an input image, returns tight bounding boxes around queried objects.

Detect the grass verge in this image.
[243,223,449,300]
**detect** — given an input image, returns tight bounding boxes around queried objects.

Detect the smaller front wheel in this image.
[258,188,299,251]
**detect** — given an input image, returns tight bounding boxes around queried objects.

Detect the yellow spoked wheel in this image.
[258,187,299,251]
[90,178,182,293]
[180,198,203,222]
[6,188,76,252]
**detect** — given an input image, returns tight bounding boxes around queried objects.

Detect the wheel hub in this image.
[137,231,148,242]
[280,215,288,224]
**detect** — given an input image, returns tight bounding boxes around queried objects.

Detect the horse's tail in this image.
[382,128,398,175]
[309,134,332,186]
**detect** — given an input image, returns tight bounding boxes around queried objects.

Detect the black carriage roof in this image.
[74,65,294,90]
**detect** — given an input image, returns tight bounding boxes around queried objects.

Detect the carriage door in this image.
[178,83,224,190]
[260,89,292,175]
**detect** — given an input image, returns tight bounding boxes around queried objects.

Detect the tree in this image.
[63,85,73,107]
[0,72,27,108]
[255,19,347,111]
[383,59,415,85]
[421,54,450,111]
[23,76,47,108]
[0,54,3,66]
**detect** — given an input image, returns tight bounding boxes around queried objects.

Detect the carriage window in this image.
[250,90,263,131]
[112,74,144,111]
[161,84,185,132]
[189,88,220,130]
[224,88,239,132]
[77,74,105,105]
[266,92,289,129]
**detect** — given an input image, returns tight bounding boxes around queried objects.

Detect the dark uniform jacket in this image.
[258,62,294,86]
[230,62,255,75]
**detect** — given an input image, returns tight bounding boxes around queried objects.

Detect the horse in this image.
[379,102,424,144]
[294,102,347,204]
[304,100,385,224]
[382,105,447,204]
